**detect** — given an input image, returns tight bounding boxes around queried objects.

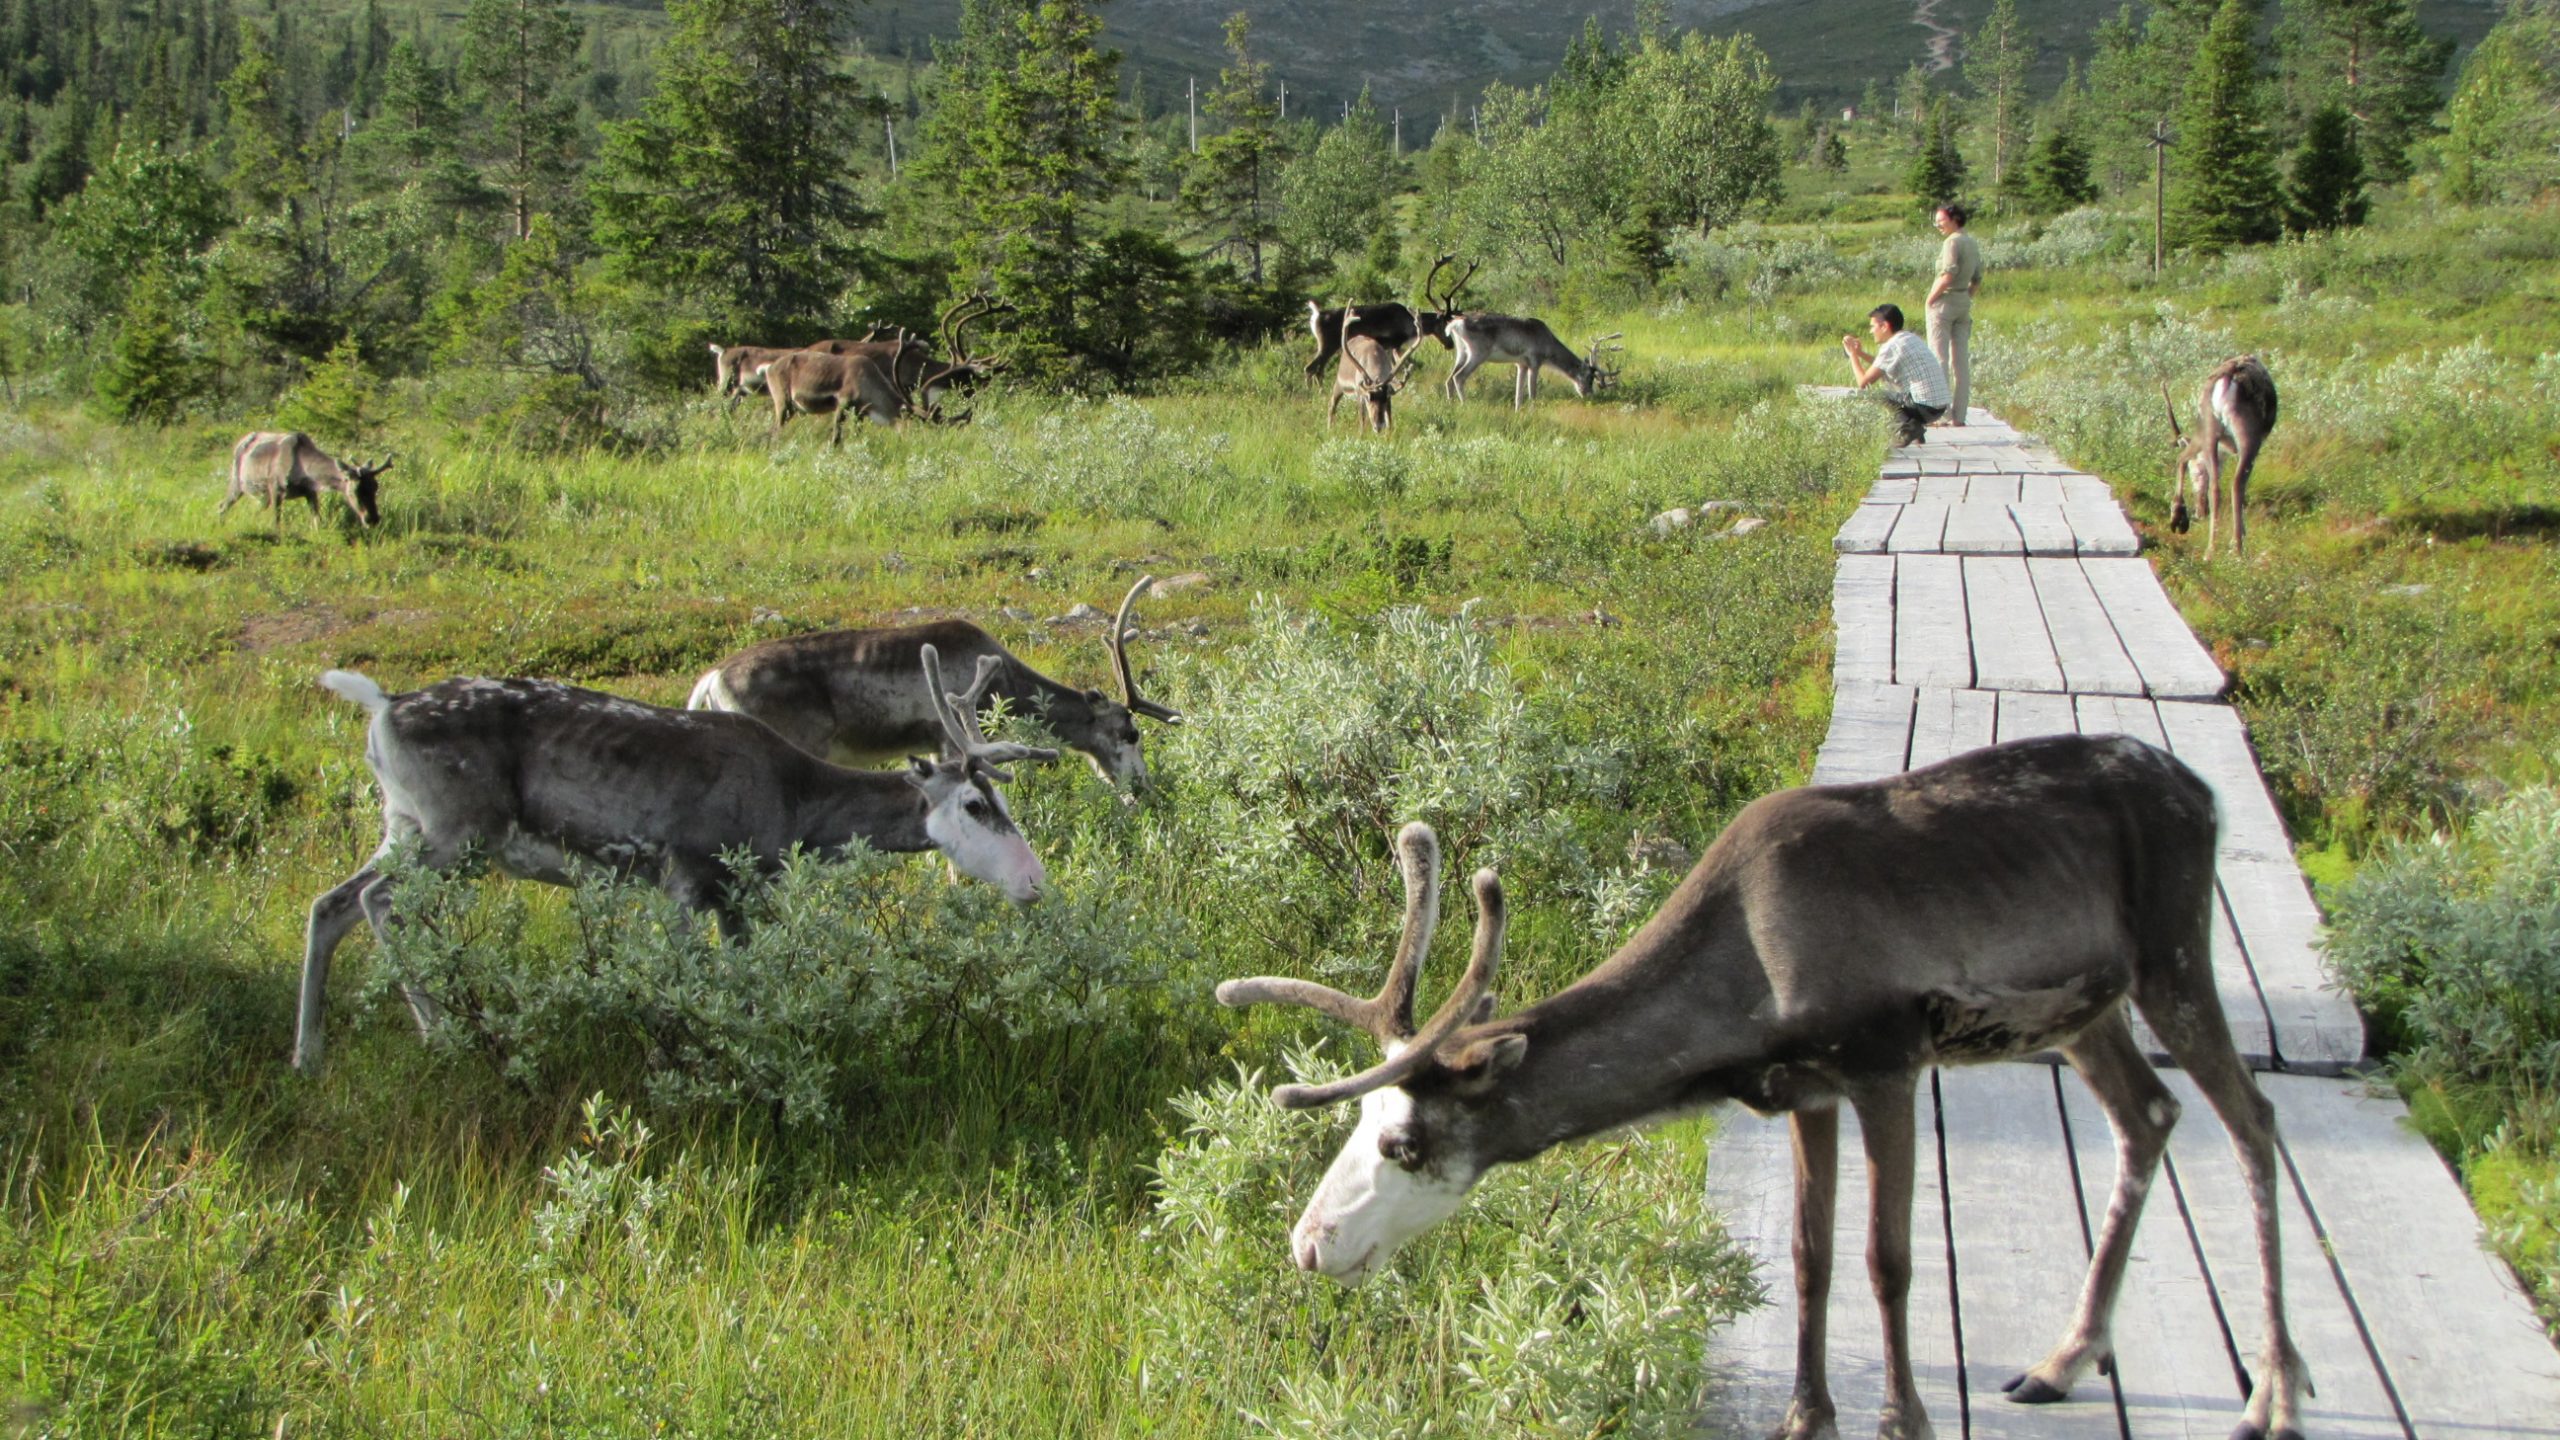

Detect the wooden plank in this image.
[1944,501,2027,556]
[1917,474,1971,505]
[2081,559,2226,701]
[2029,558,2148,698]
[2218,859,2365,1074]
[1996,690,2079,743]
[1871,478,1920,505]
[1919,455,1962,475]
[1704,1096,1968,1440]
[2153,702,2293,863]
[1837,503,1901,556]
[1834,555,1897,686]
[2056,474,2116,506]
[1966,558,2066,693]
[2072,693,2167,749]
[1967,475,2024,505]
[2203,894,2280,1069]
[1893,555,1974,691]
[1908,687,1998,771]
[2065,505,2142,556]
[2011,503,2081,557]
[2271,1073,2560,1438]
[1937,1065,2124,1440]
[2157,1071,2407,1440]
[2053,1072,2254,1439]
[1889,502,1950,555]
[1815,680,1916,785]
[2020,475,2067,506]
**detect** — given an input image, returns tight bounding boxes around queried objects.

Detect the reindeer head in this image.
[2162,382,2199,534]
[913,644,1058,902]
[1580,333,1625,396]
[1416,253,1477,348]
[916,292,1013,424]
[342,458,389,527]
[1218,823,1525,1283]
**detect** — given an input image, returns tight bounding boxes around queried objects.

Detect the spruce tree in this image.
[1964,0,2033,191]
[2438,0,2560,205]
[459,0,581,239]
[93,262,206,423]
[590,0,874,331]
[2276,0,2449,180]
[2285,102,2368,231]
[1907,104,1967,213]
[2025,124,2100,212]
[2166,0,2285,250]
[1180,12,1283,286]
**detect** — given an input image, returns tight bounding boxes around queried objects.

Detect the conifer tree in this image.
[459,0,581,239]
[1964,0,2033,190]
[2167,0,2285,250]
[2025,123,2101,212]
[1907,104,1967,212]
[2285,102,2368,230]
[1180,12,1283,286]
[2437,0,2559,204]
[2276,0,2448,180]
[93,261,206,422]
[590,0,874,330]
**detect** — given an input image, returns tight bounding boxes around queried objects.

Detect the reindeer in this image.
[219,432,388,528]
[707,330,895,405]
[293,646,1056,1073]
[2165,355,2279,559]
[1219,734,2310,1440]
[1301,254,1475,381]
[1443,315,1621,407]
[907,294,1012,423]
[1327,321,1421,434]
[758,343,932,442]
[690,576,1181,789]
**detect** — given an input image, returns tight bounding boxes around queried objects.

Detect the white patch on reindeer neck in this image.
[1292,1065,1480,1285]
[921,774,1045,902]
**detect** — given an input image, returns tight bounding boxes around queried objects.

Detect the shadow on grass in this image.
[2389,504,2560,543]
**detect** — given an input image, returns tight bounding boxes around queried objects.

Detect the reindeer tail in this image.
[319,670,390,715]
[687,667,740,712]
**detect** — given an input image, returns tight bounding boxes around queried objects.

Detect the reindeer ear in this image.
[1442,1032,1527,1094]
[904,755,939,786]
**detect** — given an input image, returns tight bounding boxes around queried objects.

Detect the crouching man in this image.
[1840,303,1952,445]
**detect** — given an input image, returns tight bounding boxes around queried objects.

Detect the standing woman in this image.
[1926,202,1983,426]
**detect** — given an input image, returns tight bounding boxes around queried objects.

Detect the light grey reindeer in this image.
[2165,355,2279,559]
[690,575,1181,790]
[1328,318,1421,433]
[294,646,1055,1072]
[220,432,388,528]
[1443,315,1621,407]
[1220,735,2310,1440]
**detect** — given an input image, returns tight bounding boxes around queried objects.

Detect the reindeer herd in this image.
[219,258,2306,1439]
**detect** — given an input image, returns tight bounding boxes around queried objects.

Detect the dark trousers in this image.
[1874,389,1947,445]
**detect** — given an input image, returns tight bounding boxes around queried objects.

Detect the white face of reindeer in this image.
[909,758,1045,902]
[1293,1059,1489,1282]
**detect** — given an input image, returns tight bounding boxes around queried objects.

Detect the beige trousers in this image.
[1927,303,1972,425]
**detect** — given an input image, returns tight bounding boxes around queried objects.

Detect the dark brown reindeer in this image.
[2165,355,2279,558]
[690,575,1181,789]
[219,432,388,528]
[1220,735,2310,1440]
[1301,254,1474,381]
[1327,322,1420,434]
[295,646,1057,1073]
[1443,314,1621,407]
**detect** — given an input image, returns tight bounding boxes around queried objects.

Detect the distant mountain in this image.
[852,0,2504,120]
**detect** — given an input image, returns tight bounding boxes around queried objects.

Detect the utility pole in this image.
[1471,105,1480,142]
[1393,106,1402,156]
[2148,119,2171,275]
[1277,80,1287,120]
[1187,76,1198,153]
[885,118,898,179]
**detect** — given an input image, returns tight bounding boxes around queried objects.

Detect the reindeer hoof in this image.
[2001,1374,2068,1405]
[2228,1425,2263,1440]
[2171,505,2191,534]
[2097,1353,2115,1377]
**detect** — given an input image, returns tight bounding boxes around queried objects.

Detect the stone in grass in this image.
[1047,602,1109,627]
[1648,500,1746,536]
[1724,516,1768,538]
[1148,571,1212,598]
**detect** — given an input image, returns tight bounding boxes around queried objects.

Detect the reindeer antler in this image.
[918,644,1059,778]
[1110,576,1184,724]
[2160,380,2187,441]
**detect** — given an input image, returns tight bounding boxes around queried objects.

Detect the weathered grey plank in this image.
[2203,894,2281,1069]
[1908,687,1998,770]
[1888,502,1951,555]
[2053,1073,2254,1439]
[1871,478,1920,504]
[2080,559,2226,701]
[2065,505,2142,556]
[2218,858,2365,1074]
[2020,475,2067,506]
[1704,1096,1967,1440]
[1834,554,1897,685]
[1996,690,2079,743]
[1945,501,2027,556]
[2029,558,2149,697]
[1814,680,1916,785]
[1919,455,1962,476]
[1837,503,1902,556]
[1937,1065,2124,1439]
[2272,1073,2560,1437]
[1917,474,1971,505]
[2056,474,2116,506]
[2071,693,2168,748]
[2156,1071,2407,1440]
[1966,558,2066,693]
[2011,503,2081,557]
[1893,554,1974,691]
[1968,476,2025,504]
[2154,701,2293,862]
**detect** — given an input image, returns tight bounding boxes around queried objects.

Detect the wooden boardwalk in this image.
[1704,409,2560,1439]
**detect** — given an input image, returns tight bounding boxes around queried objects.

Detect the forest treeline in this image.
[0,0,2553,441]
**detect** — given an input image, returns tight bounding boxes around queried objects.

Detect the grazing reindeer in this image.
[2165,355,2279,559]
[219,432,388,528]
[908,294,1012,422]
[1444,315,1621,407]
[294,646,1057,1073]
[1220,735,2310,1440]
[690,575,1182,789]
[1327,322,1420,433]
[759,343,932,442]
[1301,254,1475,380]
[707,331,893,405]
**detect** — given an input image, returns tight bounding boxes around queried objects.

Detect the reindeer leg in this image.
[2202,442,2225,559]
[296,864,378,1072]
[354,871,445,1040]
[2008,1010,2176,1404]
[1328,391,1344,427]
[1774,1103,1844,1440]
[2230,436,2260,558]
[1850,1072,1934,1440]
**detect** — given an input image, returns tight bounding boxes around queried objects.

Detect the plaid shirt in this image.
[1875,331,1951,408]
